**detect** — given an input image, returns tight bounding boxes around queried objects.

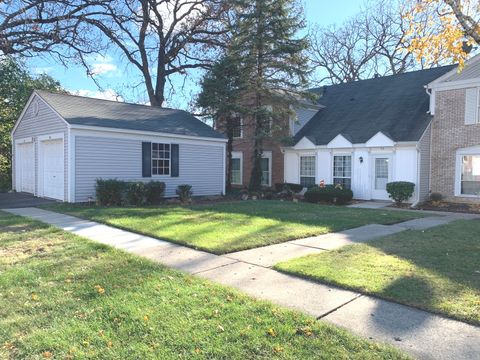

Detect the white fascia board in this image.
[293,136,317,150]
[428,78,480,91]
[365,132,395,147]
[69,124,228,144]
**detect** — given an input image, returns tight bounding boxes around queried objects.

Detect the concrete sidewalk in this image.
[3,207,479,360]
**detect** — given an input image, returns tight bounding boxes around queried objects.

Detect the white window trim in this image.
[231,151,243,185]
[261,151,272,187]
[299,154,316,187]
[332,153,352,185]
[455,146,480,198]
[151,142,171,177]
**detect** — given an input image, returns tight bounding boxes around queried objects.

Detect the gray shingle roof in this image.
[36,91,225,139]
[294,65,456,145]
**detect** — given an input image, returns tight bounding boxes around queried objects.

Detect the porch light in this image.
[359,156,364,163]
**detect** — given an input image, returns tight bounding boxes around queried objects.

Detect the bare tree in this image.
[81,0,229,107]
[444,0,480,44]
[0,1,107,60]
[309,0,422,84]
[309,18,379,84]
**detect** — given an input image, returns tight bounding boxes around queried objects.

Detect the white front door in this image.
[41,139,64,200]
[371,155,391,200]
[16,142,35,194]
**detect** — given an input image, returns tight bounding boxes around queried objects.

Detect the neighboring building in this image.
[11,90,227,202]
[427,55,480,202]
[221,100,321,189]
[283,65,457,204]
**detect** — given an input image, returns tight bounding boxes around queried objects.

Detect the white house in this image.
[284,66,457,204]
[11,90,227,202]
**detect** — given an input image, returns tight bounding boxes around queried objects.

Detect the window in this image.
[461,155,480,196]
[232,116,243,138]
[333,155,352,189]
[261,152,272,186]
[152,143,170,175]
[300,156,315,187]
[231,156,242,185]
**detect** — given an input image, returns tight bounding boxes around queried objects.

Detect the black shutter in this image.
[142,142,152,177]
[171,144,179,177]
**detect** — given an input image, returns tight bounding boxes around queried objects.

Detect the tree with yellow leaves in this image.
[404,0,479,67]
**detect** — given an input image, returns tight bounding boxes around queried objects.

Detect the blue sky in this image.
[27,0,364,109]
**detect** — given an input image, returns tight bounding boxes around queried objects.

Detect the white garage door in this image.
[41,139,64,200]
[16,142,35,194]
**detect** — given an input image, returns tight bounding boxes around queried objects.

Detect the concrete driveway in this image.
[0,192,58,209]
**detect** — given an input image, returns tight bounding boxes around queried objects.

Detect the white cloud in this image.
[72,89,124,102]
[87,55,119,76]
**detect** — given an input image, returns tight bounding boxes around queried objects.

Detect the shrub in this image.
[386,181,415,205]
[125,182,147,206]
[304,185,353,205]
[274,182,304,193]
[145,181,165,205]
[96,179,125,206]
[430,192,443,202]
[176,184,193,203]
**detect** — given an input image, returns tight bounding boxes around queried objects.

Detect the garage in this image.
[39,136,64,201]
[15,139,35,194]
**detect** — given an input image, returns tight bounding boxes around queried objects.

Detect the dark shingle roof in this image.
[36,91,225,139]
[294,65,456,145]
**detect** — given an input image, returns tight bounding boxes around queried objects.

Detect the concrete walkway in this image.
[3,207,480,360]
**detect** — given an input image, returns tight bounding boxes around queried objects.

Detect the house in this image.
[11,90,227,202]
[226,65,473,204]
[427,55,480,202]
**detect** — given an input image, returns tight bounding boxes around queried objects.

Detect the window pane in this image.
[333,177,351,189]
[375,158,389,190]
[300,156,315,177]
[151,143,171,175]
[261,158,269,186]
[232,117,242,138]
[231,158,241,184]
[334,156,351,177]
[461,155,480,195]
[300,176,316,188]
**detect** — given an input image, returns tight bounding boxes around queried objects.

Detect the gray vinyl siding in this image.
[293,107,318,134]
[12,95,68,199]
[444,61,480,82]
[418,123,432,202]
[74,136,224,202]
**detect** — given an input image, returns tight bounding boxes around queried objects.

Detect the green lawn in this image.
[275,220,480,325]
[44,201,424,254]
[0,211,409,359]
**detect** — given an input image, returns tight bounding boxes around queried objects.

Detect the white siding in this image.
[394,147,419,202]
[284,151,299,183]
[74,135,224,202]
[316,150,331,184]
[12,95,68,199]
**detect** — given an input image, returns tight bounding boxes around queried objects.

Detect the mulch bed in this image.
[417,201,480,214]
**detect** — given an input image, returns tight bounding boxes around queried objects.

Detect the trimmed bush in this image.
[304,185,353,205]
[145,181,165,205]
[96,179,125,206]
[430,192,443,202]
[125,182,147,206]
[176,184,193,203]
[386,181,415,205]
[275,182,304,193]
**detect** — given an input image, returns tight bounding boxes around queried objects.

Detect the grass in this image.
[43,200,424,254]
[275,220,480,325]
[0,211,409,359]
